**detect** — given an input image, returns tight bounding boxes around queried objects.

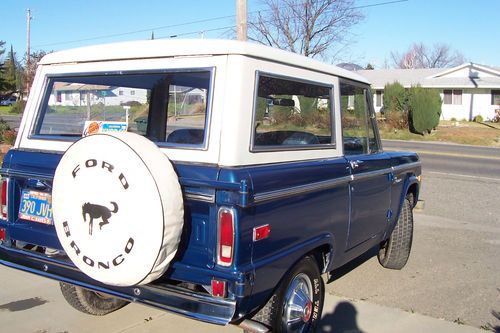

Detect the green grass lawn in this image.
[0,106,13,115]
[378,120,500,147]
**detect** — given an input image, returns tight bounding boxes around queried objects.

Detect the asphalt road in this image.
[383,139,500,179]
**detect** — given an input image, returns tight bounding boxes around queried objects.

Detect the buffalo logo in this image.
[82,202,118,235]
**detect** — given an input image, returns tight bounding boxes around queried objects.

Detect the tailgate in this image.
[1,149,62,250]
[0,149,220,280]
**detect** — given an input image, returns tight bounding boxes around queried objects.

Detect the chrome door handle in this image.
[349,160,364,169]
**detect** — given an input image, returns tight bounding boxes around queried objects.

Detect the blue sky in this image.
[2,0,499,68]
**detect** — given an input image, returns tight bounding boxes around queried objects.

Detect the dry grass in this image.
[379,121,500,147]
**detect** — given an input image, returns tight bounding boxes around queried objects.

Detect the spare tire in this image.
[52,132,184,287]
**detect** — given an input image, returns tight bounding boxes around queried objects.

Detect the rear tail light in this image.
[0,228,5,241]
[217,208,235,266]
[1,178,8,220]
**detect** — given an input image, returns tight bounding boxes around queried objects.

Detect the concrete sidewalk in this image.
[318,293,485,333]
[0,266,485,333]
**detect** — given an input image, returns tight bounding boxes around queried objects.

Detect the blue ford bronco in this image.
[0,39,420,333]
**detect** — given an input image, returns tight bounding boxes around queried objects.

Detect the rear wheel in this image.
[250,256,324,332]
[59,282,128,316]
[378,195,414,269]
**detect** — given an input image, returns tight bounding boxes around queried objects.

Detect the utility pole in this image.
[236,0,247,41]
[26,8,32,96]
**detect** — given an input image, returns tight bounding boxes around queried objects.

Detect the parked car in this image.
[0,39,421,333]
[0,96,17,106]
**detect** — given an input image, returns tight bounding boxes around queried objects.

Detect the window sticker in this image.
[83,121,128,136]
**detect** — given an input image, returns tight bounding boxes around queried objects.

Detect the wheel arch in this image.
[248,235,333,314]
[406,177,420,208]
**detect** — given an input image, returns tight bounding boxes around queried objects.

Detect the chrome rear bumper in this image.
[0,245,236,325]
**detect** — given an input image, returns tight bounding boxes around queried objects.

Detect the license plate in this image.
[18,190,53,225]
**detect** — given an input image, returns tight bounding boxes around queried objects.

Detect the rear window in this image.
[34,70,212,148]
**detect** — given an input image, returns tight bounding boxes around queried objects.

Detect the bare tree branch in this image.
[391,42,466,69]
[248,0,363,59]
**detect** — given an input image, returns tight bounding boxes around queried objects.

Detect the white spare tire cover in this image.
[52,132,184,287]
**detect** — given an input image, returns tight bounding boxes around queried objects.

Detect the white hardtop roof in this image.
[40,39,369,84]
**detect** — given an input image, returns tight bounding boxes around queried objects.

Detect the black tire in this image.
[250,256,324,333]
[59,282,128,316]
[378,195,414,269]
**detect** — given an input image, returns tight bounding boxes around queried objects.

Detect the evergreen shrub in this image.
[407,86,441,134]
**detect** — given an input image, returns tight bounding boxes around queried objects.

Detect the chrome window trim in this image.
[184,191,215,203]
[338,79,375,155]
[0,169,54,181]
[29,67,215,151]
[250,71,336,153]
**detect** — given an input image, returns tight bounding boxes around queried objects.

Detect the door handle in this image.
[349,160,364,169]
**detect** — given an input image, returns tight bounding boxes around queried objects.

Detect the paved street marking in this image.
[427,171,500,182]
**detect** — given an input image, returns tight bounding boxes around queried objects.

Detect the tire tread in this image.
[59,282,128,316]
[378,196,413,269]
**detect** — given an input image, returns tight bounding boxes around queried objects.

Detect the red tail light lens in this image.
[1,178,8,220]
[217,208,235,266]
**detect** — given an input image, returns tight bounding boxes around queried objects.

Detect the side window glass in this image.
[164,72,210,145]
[340,83,368,155]
[253,75,333,149]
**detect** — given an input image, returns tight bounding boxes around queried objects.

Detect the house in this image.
[358,63,500,121]
[48,83,148,107]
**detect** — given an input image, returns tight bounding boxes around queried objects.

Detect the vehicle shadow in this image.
[317,247,379,332]
[326,246,379,284]
[318,301,365,333]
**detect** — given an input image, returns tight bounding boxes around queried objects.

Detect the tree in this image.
[365,63,374,70]
[0,41,5,92]
[3,45,17,93]
[391,42,465,69]
[24,50,50,95]
[407,86,441,134]
[383,82,406,114]
[248,0,363,59]
[382,82,408,130]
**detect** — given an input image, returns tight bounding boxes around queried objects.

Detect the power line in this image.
[352,0,408,10]
[32,0,408,49]
[33,13,238,48]
[157,25,235,39]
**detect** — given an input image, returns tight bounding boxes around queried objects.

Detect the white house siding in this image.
[107,88,148,106]
[48,87,147,107]
[440,90,470,120]
[471,89,499,120]
[441,89,498,121]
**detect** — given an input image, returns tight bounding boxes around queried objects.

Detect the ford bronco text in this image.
[0,40,420,333]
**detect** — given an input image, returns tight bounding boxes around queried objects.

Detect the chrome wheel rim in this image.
[282,273,314,333]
